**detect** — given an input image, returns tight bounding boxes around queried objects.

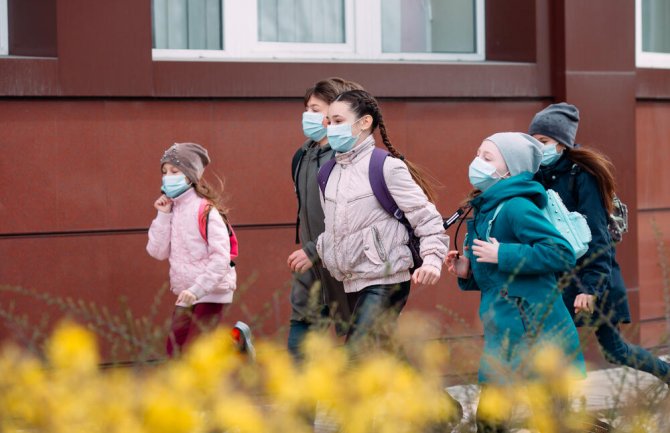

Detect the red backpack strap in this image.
[228,226,239,259]
[198,199,210,244]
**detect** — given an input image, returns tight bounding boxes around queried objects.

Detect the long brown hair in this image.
[194,174,230,223]
[564,146,616,214]
[333,89,438,203]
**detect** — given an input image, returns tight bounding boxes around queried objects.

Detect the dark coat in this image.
[290,141,351,331]
[534,154,631,325]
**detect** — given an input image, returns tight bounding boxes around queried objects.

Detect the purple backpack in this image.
[317,148,422,272]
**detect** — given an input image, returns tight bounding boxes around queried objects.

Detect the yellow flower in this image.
[46,321,99,373]
[478,386,512,424]
[214,394,265,433]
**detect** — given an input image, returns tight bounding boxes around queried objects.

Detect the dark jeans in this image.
[166,302,228,357]
[345,281,411,352]
[287,303,329,362]
[595,321,670,381]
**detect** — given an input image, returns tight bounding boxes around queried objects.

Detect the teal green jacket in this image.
[458,173,584,383]
[458,173,576,301]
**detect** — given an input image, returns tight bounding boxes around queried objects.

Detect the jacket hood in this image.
[471,172,548,213]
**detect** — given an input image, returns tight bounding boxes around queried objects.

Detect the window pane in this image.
[642,0,670,54]
[382,0,476,53]
[258,0,345,43]
[152,0,223,50]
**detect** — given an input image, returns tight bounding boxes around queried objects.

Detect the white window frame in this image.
[153,0,485,63]
[636,0,670,68]
[0,0,8,55]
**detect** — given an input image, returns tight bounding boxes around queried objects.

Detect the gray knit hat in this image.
[486,132,543,176]
[528,102,580,148]
[160,142,210,184]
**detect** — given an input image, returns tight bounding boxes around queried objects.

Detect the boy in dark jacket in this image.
[286,78,363,361]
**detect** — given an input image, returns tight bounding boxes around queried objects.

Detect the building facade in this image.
[1,0,669,370]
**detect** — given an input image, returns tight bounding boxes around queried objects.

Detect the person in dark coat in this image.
[530,102,670,383]
[286,78,364,361]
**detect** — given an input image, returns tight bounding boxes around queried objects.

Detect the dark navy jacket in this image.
[534,154,631,325]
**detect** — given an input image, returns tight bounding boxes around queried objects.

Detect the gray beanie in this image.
[528,102,580,148]
[486,132,543,176]
[160,142,210,184]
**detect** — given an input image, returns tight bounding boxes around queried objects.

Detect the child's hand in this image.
[176,290,196,307]
[411,264,441,285]
[154,194,173,213]
[446,251,470,278]
[472,238,500,264]
[574,294,595,315]
[287,249,313,273]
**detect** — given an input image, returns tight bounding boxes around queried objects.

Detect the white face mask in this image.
[326,117,363,153]
[541,143,562,166]
[468,157,508,191]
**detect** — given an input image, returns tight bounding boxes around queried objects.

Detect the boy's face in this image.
[305,95,329,128]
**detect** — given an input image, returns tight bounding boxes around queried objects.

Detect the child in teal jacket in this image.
[446,132,585,431]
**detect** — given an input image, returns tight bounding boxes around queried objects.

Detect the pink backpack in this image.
[197,199,239,260]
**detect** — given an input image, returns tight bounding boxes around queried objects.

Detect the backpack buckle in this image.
[393,209,404,220]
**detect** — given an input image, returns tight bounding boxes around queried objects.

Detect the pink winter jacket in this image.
[316,136,450,293]
[147,188,236,304]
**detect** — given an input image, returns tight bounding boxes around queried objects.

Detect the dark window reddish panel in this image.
[8,0,57,57]
[485,0,536,62]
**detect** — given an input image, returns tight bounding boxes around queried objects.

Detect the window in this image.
[637,0,670,68]
[0,0,8,55]
[152,0,484,62]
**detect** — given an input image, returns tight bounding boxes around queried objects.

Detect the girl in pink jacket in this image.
[147,142,238,357]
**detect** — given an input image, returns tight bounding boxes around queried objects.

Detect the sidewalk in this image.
[446,361,669,432]
[314,363,669,432]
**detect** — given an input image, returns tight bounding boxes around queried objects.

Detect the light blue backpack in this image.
[486,189,592,258]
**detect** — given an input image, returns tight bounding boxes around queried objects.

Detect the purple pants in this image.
[166,302,229,357]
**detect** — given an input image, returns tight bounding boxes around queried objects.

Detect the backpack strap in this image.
[198,199,210,244]
[568,163,580,204]
[317,158,338,196]
[485,202,506,242]
[368,148,414,233]
[291,147,307,244]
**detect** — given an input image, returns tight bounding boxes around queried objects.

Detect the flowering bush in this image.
[0,321,667,432]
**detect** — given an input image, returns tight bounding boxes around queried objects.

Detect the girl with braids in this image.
[302,89,449,350]
[147,142,245,357]
[531,103,670,383]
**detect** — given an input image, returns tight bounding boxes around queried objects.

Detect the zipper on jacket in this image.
[371,226,388,262]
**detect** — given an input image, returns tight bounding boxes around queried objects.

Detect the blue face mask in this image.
[302,111,327,142]
[327,118,363,153]
[161,174,191,198]
[468,157,507,191]
[541,144,562,166]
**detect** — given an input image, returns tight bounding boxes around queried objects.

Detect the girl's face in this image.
[162,163,184,177]
[533,134,566,152]
[477,140,509,175]
[327,101,373,143]
[305,95,329,127]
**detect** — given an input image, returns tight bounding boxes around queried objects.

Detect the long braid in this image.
[342,90,438,203]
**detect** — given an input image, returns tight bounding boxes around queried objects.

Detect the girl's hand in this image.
[154,194,173,213]
[574,294,596,315]
[472,238,500,264]
[445,251,470,278]
[176,290,196,307]
[287,249,313,273]
[411,264,441,285]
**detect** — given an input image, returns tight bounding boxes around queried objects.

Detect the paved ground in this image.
[314,360,670,432]
[445,359,670,432]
